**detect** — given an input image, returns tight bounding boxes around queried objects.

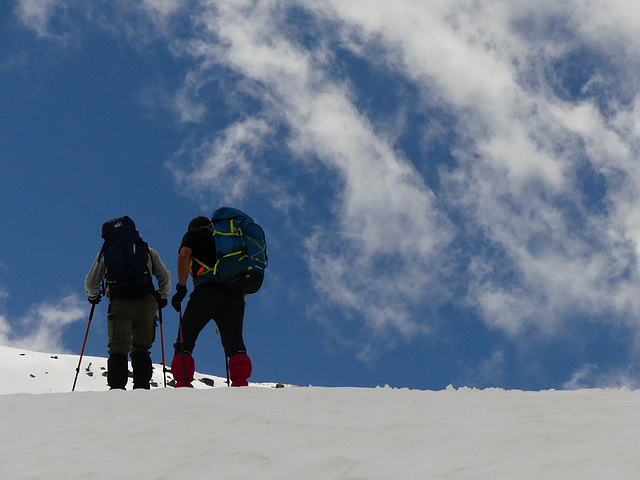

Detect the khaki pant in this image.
[107,294,158,356]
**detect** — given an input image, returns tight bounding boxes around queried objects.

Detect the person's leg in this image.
[131,352,152,389]
[216,306,247,357]
[170,288,212,387]
[172,288,213,353]
[215,292,251,386]
[107,353,129,390]
[107,298,133,389]
[130,295,158,389]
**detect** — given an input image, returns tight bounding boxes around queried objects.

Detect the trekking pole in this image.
[225,353,230,386]
[72,303,96,392]
[158,307,167,388]
[215,324,230,386]
[178,305,187,387]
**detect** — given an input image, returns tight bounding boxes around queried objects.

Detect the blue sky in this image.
[2,0,640,390]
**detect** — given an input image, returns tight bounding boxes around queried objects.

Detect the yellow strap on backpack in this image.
[189,219,250,282]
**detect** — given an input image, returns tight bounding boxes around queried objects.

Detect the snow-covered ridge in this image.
[0,345,282,394]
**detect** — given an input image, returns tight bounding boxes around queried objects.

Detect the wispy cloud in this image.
[564,363,640,390]
[167,1,457,353]
[14,0,60,38]
[164,0,640,348]
[138,76,208,124]
[170,116,274,205]
[0,293,86,353]
[14,0,640,358]
[305,1,640,337]
[461,349,507,389]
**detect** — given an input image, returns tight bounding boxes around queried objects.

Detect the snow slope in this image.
[1,346,640,479]
[0,345,280,393]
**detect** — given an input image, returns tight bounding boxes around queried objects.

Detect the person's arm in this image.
[84,252,105,300]
[171,246,192,312]
[176,246,192,287]
[149,248,172,299]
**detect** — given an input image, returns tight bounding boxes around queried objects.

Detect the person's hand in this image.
[154,291,168,309]
[88,294,101,305]
[171,284,188,312]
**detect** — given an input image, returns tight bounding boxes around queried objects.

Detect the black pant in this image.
[174,284,246,357]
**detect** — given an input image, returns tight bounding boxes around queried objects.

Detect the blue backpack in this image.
[191,207,267,294]
[101,216,154,299]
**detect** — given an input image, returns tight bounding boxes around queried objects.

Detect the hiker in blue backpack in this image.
[170,210,267,387]
[85,216,171,390]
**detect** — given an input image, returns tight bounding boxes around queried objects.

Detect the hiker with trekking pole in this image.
[83,216,171,390]
[169,208,267,388]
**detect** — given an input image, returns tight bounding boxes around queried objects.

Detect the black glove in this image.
[88,294,101,305]
[154,291,168,309]
[171,284,188,312]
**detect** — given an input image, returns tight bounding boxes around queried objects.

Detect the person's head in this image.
[188,216,211,231]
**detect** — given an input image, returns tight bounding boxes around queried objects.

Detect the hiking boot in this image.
[107,353,129,390]
[229,353,252,387]
[171,353,195,388]
[131,352,152,390]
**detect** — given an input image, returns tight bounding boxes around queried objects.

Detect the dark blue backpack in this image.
[191,207,267,294]
[101,216,154,299]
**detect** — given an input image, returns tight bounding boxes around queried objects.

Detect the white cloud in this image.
[138,74,207,124]
[14,0,61,38]
[157,0,640,345]
[301,0,640,336]
[563,363,640,390]
[176,0,457,348]
[141,0,183,19]
[0,288,10,345]
[462,349,506,388]
[0,294,86,353]
[15,0,191,44]
[170,116,275,206]
[16,0,640,352]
